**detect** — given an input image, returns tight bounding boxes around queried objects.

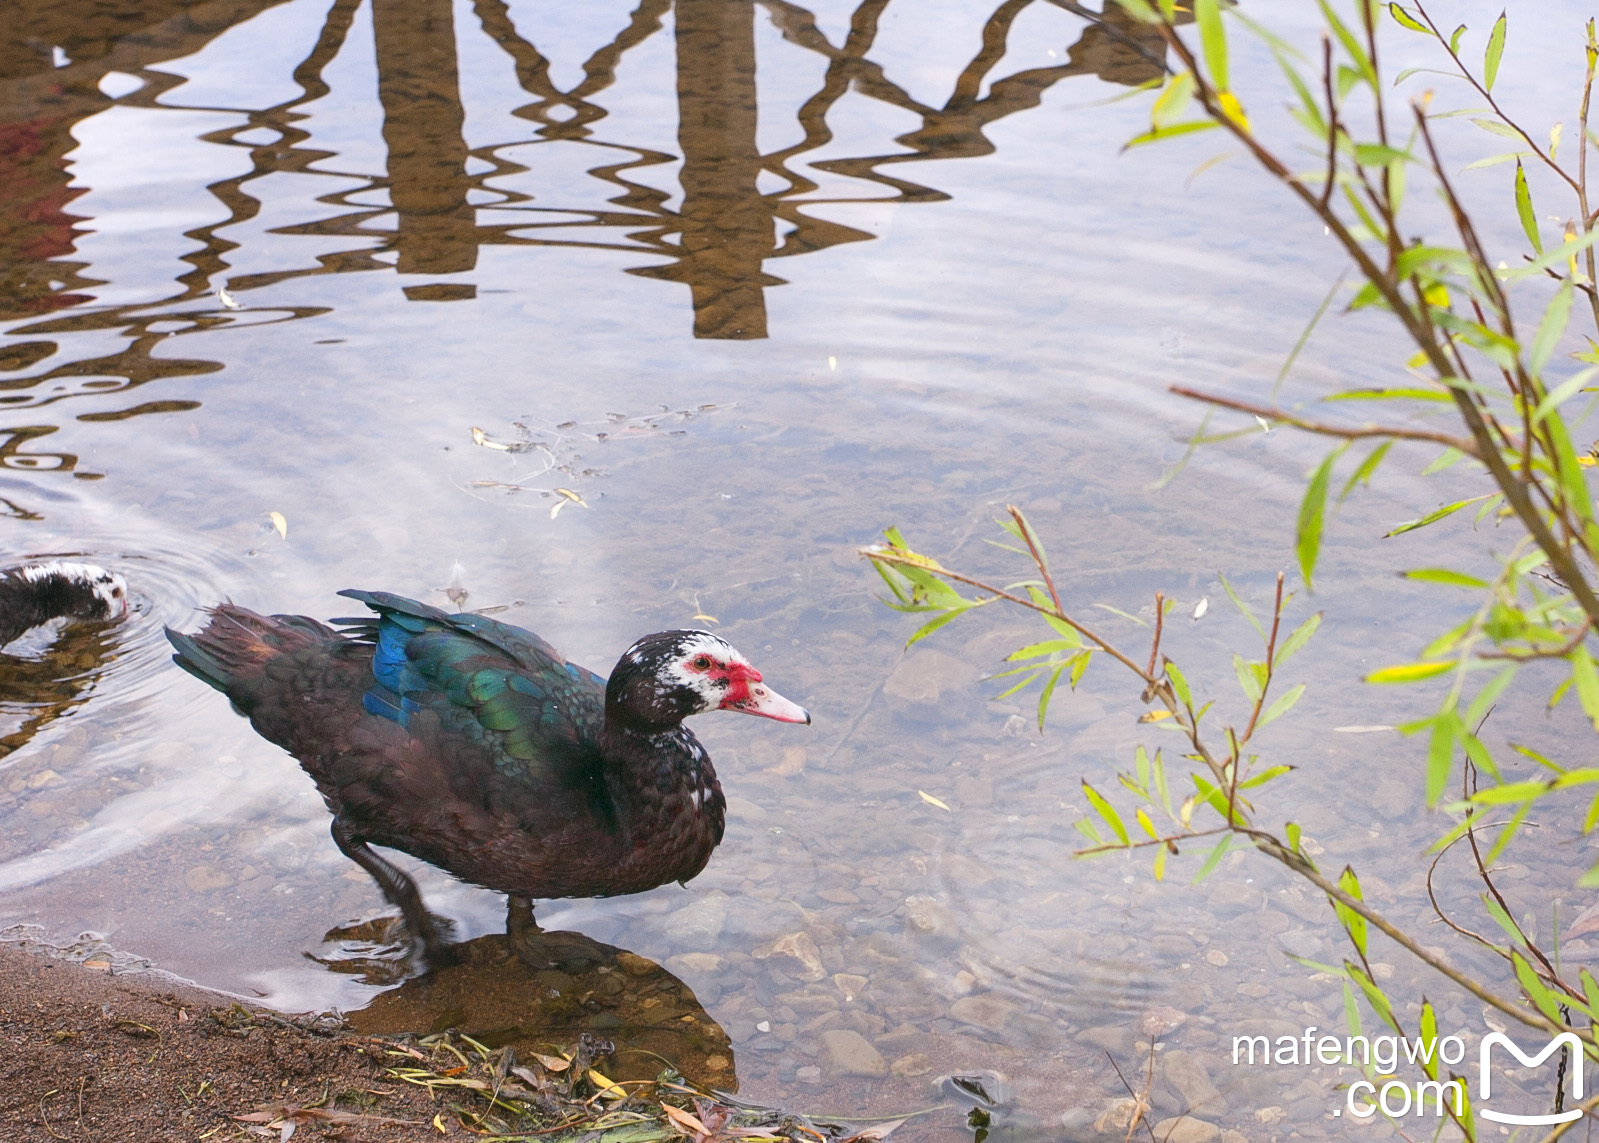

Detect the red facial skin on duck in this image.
[717,661,810,723]
[682,651,810,724]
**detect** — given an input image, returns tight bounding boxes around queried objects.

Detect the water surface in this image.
[0,0,1591,1137]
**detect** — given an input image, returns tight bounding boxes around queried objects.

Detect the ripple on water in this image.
[0,529,262,894]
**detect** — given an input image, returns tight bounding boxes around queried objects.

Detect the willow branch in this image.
[863,551,1156,683]
[1169,386,1479,455]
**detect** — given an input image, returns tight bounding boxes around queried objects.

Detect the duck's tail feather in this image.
[165,625,232,693]
[166,604,336,702]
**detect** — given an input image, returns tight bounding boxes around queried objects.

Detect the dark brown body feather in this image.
[172,604,725,902]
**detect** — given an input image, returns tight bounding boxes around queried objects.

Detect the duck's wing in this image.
[333,590,608,778]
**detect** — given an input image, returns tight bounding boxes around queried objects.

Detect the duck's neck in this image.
[596,718,725,875]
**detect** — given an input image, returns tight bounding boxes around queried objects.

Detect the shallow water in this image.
[2,0,1596,1137]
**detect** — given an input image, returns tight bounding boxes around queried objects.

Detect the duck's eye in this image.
[692,655,713,670]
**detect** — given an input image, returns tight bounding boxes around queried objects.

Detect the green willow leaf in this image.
[1239,764,1293,789]
[1195,0,1228,90]
[1514,160,1542,253]
[1192,834,1232,883]
[1150,72,1196,128]
[1387,3,1427,33]
[1572,647,1599,730]
[1402,568,1491,588]
[906,606,966,645]
[1274,613,1322,667]
[1384,493,1498,537]
[1334,867,1367,958]
[1297,445,1347,590]
[1484,11,1507,92]
[1483,801,1530,866]
[1082,781,1129,845]
[1529,278,1575,378]
[1037,659,1069,730]
[1347,963,1401,1035]
[1426,711,1461,805]
[1234,654,1264,703]
[1470,117,1521,139]
[1418,1003,1440,1080]
[1258,683,1306,728]
[1513,950,1563,1024]
[1462,150,1533,171]
[1367,660,1454,683]
[1125,120,1221,149]
[1218,573,1266,639]
[1338,441,1392,504]
[1323,387,1451,402]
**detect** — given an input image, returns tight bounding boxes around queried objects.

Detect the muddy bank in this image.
[0,940,444,1140]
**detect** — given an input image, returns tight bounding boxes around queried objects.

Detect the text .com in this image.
[1230,1026,1585,1124]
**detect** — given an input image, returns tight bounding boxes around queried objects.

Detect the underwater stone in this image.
[819,1029,887,1078]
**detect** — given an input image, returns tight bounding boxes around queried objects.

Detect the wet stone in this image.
[1160,1051,1223,1113]
[1277,930,1323,958]
[818,1028,887,1078]
[1274,887,1326,923]
[891,1052,931,1077]
[950,994,1024,1036]
[832,973,867,1001]
[1207,883,1266,911]
[1255,909,1293,936]
[1153,1117,1222,1143]
[881,649,978,707]
[1059,1107,1097,1132]
[614,951,658,977]
[665,952,726,977]
[773,988,838,1014]
[184,865,234,892]
[1078,1023,1136,1055]
[902,895,960,943]
[663,893,728,946]
[1141,1006,1188,1037]
[753,932,826,982]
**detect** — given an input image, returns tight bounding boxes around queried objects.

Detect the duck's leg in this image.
[330,818,455,967]
[506,895,550,968]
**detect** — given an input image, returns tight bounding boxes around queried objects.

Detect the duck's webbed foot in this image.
[330,818,457,970]
[506,895,552,968]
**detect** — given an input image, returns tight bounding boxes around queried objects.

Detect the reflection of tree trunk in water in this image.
[372,0,474,276]
[674,0,772,340]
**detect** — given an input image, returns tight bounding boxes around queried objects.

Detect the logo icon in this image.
[1479,1032,1584,1125]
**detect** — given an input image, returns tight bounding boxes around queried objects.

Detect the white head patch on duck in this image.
[656,631,810,724]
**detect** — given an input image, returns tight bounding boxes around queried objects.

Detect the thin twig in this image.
[1168,386,1479,455]
[1477,620,1592,660]
[1010,504,1064,615]
[1146,592,1165,678]
[1317,35,1338,213]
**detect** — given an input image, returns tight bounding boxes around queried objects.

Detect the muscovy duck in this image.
[0,562,129,647]
[165,591,809,966]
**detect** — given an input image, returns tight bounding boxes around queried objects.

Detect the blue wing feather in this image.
[335,591,605,774]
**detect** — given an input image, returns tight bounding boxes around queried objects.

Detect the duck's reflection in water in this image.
[329,923,737,1091]
[0,620,121,760]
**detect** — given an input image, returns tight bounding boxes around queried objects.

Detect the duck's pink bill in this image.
[724,684,811,724]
